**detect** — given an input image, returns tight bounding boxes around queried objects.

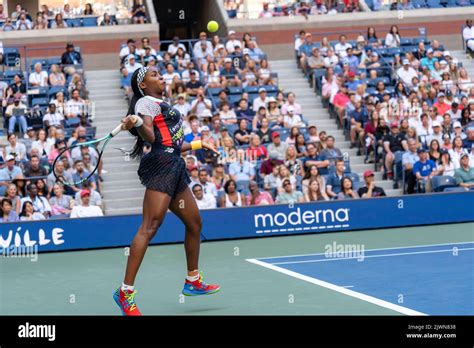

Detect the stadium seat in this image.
[3,69,22,79]
[431,176,457,192]
[244,86,259,94]
[443,187,466,193]
[31,97,49,107]
[228,86,243,95]
[207,87,221,96]
[236,180,250,195]
[47,57,62,66]
[82,17,98,27]
[66,18,82,27]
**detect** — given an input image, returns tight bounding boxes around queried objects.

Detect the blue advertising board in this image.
[0,192,473,253]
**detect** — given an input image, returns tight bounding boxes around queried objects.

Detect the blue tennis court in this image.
[248,242,474,315]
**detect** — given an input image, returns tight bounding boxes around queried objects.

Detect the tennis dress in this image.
[134,96,190,198]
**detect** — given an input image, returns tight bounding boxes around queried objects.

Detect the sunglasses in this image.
[284,182,291,187]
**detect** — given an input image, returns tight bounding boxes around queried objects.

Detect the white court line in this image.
[246,258,426,316]
[256,241,474,260]
[271,248,474,265]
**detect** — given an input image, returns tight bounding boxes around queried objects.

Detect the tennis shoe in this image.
[113,287,142,316]
[182,272,220,296]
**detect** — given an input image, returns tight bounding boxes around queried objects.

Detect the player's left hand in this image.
[202,141,220,157]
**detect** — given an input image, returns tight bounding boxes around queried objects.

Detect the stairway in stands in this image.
[87,70,143,215]
[269,59,403,196]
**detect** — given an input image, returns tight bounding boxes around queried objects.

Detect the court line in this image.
[256,241,474,260]
[271,248,474,265]
[246,258,426,316]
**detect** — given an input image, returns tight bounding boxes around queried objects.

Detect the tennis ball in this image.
[207,20,219,33]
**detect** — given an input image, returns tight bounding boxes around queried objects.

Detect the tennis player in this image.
[113,66,220,316]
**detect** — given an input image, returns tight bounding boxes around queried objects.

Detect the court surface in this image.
[1,222,472,315]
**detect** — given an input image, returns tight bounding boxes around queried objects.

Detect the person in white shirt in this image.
[334,35,352,59]
[252,88,269,111]
[294,30,306,55]
[192,183,216,210]
[385,25,401,48]
[29,63,49,87]
[43,103,65,128]
[324,48,339,68]
[167,36,187,57]
[193,32,213,53]
[463,19,474,52]
[397,59,418,88]
[283,106,303,127]
[66,89,86,118]
[426,122,444,145]
[70,189,104,218]
[162,63,180,86]
[125,55,143,74]
[119,39,136,59]
[74,181,102,208]
[225,30,242,54]
[20,183,52,218]
[174,94,191,116]
[197,169,218,197]
[281,92,302,116]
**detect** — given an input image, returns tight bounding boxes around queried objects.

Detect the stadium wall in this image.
[1,192,472,254]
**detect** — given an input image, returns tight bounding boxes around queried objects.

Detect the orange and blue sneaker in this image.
[182,272,220,296]
[113,287,142,316]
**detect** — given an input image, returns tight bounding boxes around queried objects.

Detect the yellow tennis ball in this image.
[207,20,219,33]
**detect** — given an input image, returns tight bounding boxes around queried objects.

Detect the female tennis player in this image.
[113,66,220,316]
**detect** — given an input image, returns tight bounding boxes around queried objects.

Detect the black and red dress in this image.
[134,96,190,198]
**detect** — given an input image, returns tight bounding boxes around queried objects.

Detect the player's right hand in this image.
[121,115,139,130]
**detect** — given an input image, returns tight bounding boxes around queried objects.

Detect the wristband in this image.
[191,140,202,151]
[134,116,143,128]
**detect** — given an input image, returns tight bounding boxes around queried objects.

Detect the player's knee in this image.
[187,218,202,236]
[143,218,163,239]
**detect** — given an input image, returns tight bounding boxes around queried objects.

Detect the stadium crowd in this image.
[0,42,105,223]
[296,23,474,194]
[0,0,147,30]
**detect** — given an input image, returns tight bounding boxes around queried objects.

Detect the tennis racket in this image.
[52,121,126,187]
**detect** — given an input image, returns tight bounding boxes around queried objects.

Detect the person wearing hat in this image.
[412,148,437,193]
[225,30,242,54]
[185,70,203,97]
[454,153,474,189]
[433,92,451,116]
[4,95,28,135]
[267,131,289,161]
[420,48,438,71]
[70,189,104,218]
[306,47,325,73]
[283,105,303,128]
[397,57,418,88]
[427,121,443,145]
[452,121,466,140]
[357,170,386,198]
[383,121,408,180]
[220,57,241,86]
[124,53,143,74]
[61,42,82,66]
[252,87,269,111]
[298,33,318,69]
[364,51,381,69]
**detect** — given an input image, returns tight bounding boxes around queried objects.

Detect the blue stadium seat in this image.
[207,87,221,96]
[228,86,243,95]
[228,94,241,106]
[49,86,68,98]
[400,38,414,46]
[82,17,98,27]
[3,47,20,67]
[31,97,49,107]
[66,18,82,27]
[443,187,466,193]
[263,85,278,93]
[431,176,457,192]
[244,86,259,94]
[227,9,237,18]
[427,0,443,8]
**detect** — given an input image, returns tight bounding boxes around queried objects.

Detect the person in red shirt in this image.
[333,84,350,127]
[433,92,451,116]
[246,134,268,161]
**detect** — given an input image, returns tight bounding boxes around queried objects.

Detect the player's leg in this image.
[169,187,220,296]
[114,189,171,315]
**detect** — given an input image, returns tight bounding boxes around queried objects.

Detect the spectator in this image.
[43,103,65,128]
[10,74,27,95]
[3,183,21,214]
[184,120,201,143]
[192,183,216,210]
[304,177,329,202]
[225,30,242,54]
[32,11,48,29]
[210,164,229,192]
[449,136,468,167]
[264,163,280,193]
[463,19,474,53]
[275,164,297,194]
[20,183,51,218]
[234,119,251,146]
[51,13,68,28]
[438,150,456,177]
[72,160,97,190]
[220,179,246,207]
[275,179,304,204]
[259,3,273,17]
[74,180,102,208]
[247,134,267,161]
[19,201,45,221]
[454,153,474,189]
[0,198,19,223]
[197,168,218,198]
[29,63,49,88]
[50,183,74,216]
[403,138,421,193]
[383,122,408,179]
[100,13,118,26]
[2,17,15,31]
[167,36,186,57]
[70,189,104,218]
[0,4,5,19]
[334,35,352,59]
[185,71,203,96]
[15,12,32,30]
[283,106,303,128]
[320,135,344,165]
[61,43,82,75]
[303,142,330,175]
[23,154,48,178]
[385,25,401,48]
[413,148,437,192]
[420,48,437,71]
[260,152,284,177]
[5,96,28,135]
[229,149,255,181]
[4,133,27,162]
[358,170,386,198]
[65,89,86,122]
[131,0,147,24]
[326,159,346,198]
[247,181,274,205]
[337,177,359,200]
[125,54,143,74]
[49,64,66,86]
[190,89,212,118]
[267,131,288,161]
[281,92,302,116]
[397,59,418,88]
